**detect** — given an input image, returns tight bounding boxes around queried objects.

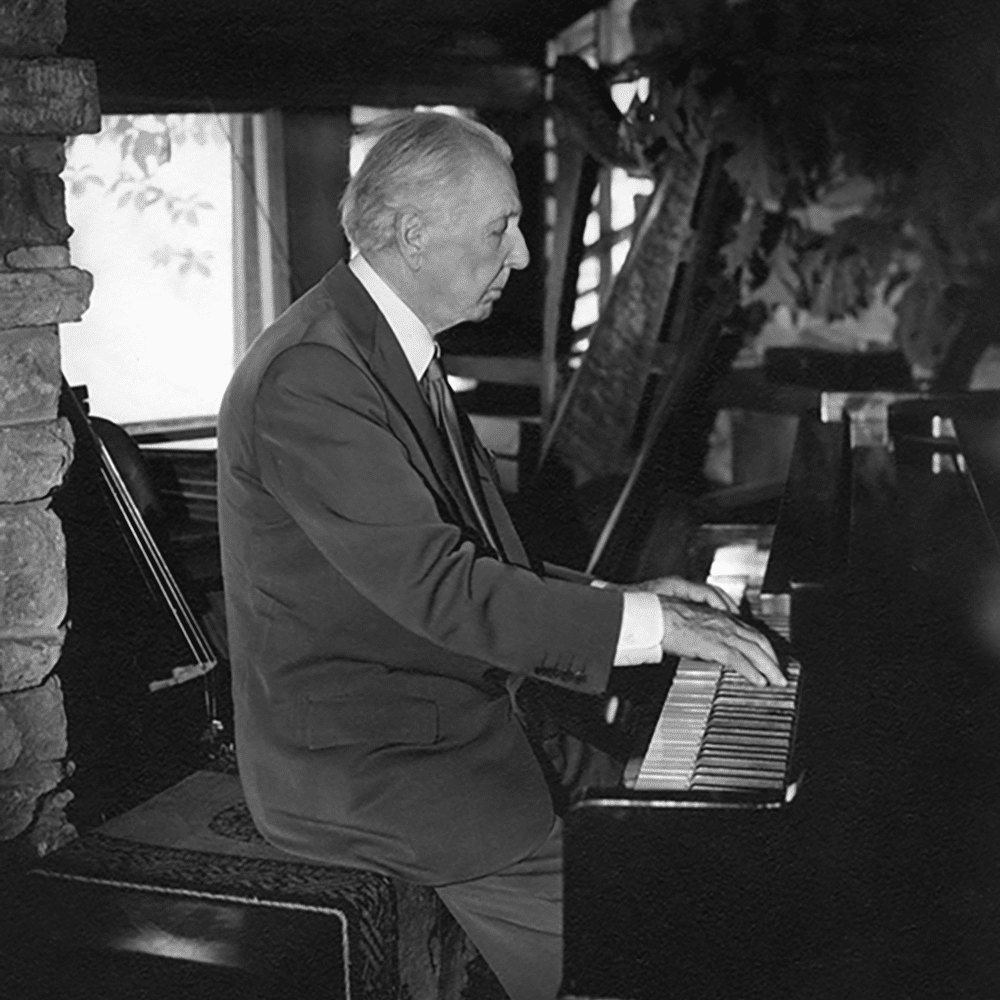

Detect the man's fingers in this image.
[659,599,785,686]
[727,651,770,688]
[704,584,739,614]
[679,581,735,612]
[727,627,784,686]
[679,581,739,613]
[712,641,784,688]
[740,644,786,687]
[736,620,781,665]
[687,635,766,687]
[641,577,738,613]
[697,628,785,688]
[720,613,779,659]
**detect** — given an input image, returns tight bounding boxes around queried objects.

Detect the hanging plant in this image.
[614,0,1000,383]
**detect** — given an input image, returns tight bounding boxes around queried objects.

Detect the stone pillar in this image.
[0,0,98,860]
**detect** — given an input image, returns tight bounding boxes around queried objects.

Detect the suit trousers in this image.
[435,714,625,1000]
[436,817,563,1000]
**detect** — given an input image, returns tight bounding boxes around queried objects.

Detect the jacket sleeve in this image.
[541,561,596,586]
[253,342,622,695]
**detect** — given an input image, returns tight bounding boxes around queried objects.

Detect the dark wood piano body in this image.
[563,398,1000,1000]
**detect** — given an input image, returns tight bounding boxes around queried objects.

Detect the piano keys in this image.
[621,531,803,802]
[630,654,801,798]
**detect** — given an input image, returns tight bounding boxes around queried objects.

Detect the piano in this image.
[562,394,1000,1000]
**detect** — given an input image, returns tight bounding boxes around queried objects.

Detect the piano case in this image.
[562,397,1000,1000]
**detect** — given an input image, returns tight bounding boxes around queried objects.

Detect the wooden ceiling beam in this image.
[93,57,543,114]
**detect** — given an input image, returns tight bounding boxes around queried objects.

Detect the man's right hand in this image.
[658,596,785,688]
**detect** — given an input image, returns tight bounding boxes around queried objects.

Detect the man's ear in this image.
[394,209,425,271]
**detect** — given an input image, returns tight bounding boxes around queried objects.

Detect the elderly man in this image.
[217,111,781,1000]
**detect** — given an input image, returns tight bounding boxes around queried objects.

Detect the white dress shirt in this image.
[349,253,664,666]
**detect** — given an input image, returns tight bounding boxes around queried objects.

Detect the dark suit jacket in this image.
[217,261,623,885]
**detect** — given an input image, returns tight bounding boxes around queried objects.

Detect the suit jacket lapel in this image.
[320,264,488,543]
[371,319,486,534]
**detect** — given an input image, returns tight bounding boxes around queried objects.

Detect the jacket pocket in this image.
[301,695,439,749]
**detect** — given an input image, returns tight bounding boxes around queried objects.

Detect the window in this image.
[61,114,236,425]
[61,112,292,430]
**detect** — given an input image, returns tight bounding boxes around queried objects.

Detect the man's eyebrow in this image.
[488,207,522,226]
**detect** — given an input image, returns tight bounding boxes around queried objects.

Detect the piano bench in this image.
[3,771,491,1000]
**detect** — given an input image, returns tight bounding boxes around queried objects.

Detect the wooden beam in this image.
[92,59,544,114]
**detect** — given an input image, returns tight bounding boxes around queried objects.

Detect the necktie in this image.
[420,356,503,558]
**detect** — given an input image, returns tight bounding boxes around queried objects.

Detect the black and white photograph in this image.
[1,2,999,998]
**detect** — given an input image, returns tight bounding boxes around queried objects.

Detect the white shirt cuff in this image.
[591,582,664,666]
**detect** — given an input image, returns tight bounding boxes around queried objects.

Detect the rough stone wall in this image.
[0,0,98,858]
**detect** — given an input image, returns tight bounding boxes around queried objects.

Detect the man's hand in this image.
[658,595,785,688]
[630,576,738,614]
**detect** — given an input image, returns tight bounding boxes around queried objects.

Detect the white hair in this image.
[340,111,513,254]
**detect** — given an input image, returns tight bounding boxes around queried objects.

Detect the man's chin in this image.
[464,302,494,324]
[439,301,494,331]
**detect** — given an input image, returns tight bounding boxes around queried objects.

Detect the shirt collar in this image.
[349,253,436,380]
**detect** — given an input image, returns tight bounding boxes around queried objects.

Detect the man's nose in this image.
[506,225,530,271]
